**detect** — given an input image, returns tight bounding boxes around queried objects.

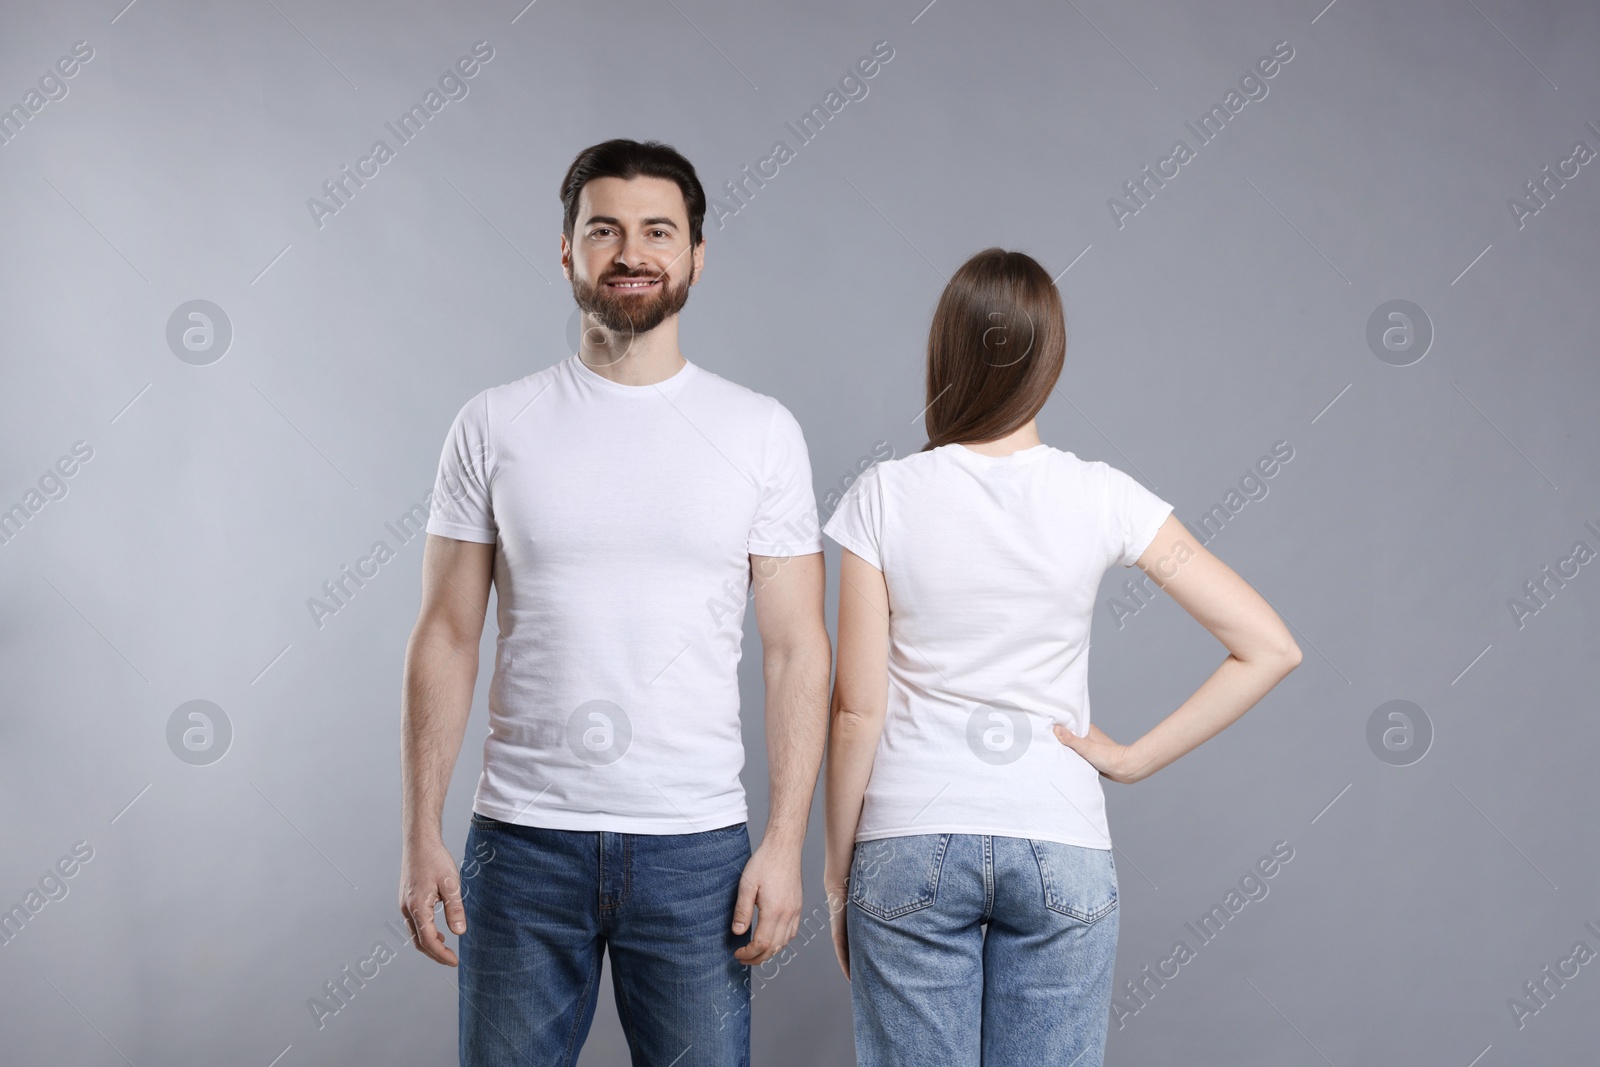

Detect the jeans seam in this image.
[599,832,623,915]
[596,833,605,914]
[621,834,632,910]
[931,834,951,908]
[561,943,602,1067]
[981,836,995,922]
[610,950,646,1065]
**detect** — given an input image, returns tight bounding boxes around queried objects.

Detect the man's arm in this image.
[399,533,494,967]
[730,551,831,967]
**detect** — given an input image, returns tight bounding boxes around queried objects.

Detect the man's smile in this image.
[606,276,661,291]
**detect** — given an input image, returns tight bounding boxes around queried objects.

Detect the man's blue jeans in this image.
[457,813,753,1066]
[846,833,1120,1066]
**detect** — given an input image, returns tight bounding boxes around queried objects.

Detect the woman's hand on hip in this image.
[1052,721,1149,785]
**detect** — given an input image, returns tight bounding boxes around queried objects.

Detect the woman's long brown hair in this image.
[921,248,1067,451]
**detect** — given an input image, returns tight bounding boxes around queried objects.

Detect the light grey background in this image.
[2,0,1597,1064]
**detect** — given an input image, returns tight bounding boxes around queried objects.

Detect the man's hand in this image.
[731,842,802,967]
[399,836,466,966]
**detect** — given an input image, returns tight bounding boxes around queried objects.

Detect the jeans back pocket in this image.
[1029,839,1118,923]
[850,834,951,920]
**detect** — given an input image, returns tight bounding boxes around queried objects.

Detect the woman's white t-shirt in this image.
[821,442,1173,850]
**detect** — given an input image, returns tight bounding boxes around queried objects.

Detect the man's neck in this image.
[578,320,687,387]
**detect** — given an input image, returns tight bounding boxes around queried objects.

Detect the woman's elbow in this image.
[1239,633,1301,676]
[831,702,883,732]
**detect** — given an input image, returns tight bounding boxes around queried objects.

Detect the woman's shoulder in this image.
[857,445,953,490]
[1047,448,1122,480]
[859,442,1109,483]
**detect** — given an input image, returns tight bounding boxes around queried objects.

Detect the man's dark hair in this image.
[559,139,707,251]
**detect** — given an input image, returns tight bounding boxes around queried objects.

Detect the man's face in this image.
[563,175,703,338]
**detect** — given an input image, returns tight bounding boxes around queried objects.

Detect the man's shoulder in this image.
[448,359,567,429]
[486,359,565,404]
[685,363,806,441]
[688,362,783,411]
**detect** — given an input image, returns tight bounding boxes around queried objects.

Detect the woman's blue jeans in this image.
[846,833,1120,1066]
[457,813,753,1066]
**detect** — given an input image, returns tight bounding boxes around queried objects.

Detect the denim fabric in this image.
[846,833,1119,1066]
[458,813,753,1067]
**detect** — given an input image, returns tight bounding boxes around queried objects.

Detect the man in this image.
[398,138,832,1066]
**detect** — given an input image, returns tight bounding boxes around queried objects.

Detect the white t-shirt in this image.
[821,442,1173,850]
[425,354,823,833]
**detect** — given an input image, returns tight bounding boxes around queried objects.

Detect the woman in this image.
[822,248,1302,1066]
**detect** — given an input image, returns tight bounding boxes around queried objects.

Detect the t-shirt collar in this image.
[568,352,697,397]
[942,441,1052,467]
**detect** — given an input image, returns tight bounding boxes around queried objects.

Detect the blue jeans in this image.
[846,833,1119,1066]
[457,813,753,1066]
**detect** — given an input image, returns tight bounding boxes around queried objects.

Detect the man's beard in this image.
[571,264,693,339]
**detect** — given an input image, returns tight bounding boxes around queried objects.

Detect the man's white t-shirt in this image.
[821,442,1173,850]
[425,353,823,834]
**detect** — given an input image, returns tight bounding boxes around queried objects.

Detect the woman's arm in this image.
[1054,513,1303,783]
[823,547,891,977]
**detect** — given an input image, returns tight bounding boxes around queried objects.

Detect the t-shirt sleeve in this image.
[1103,463,1173,568]
[747,401,823,557]
[424,389,498,544]
[822,463,884,571]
